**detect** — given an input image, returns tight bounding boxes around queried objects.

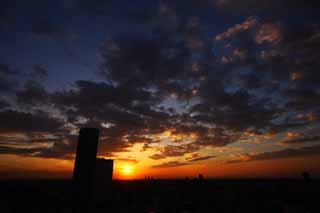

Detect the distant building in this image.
[302,171,311,183]
[73,128,99,201]
[198,174,204,180]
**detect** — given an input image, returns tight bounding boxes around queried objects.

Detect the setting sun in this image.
[122,165,133,175]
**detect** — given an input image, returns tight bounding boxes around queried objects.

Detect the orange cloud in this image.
[291,72,301,81]
[255,23,282,44]
[215,17,257,41]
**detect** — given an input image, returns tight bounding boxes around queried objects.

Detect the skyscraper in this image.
[73,127,99,202]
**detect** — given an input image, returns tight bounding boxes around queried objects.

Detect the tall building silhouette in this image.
[73,127,99,202]
[94,158,114,200]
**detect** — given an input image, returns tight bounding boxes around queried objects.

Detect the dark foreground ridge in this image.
[0,179,319,212]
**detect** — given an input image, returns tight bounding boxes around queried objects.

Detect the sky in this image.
[1,0,320,180]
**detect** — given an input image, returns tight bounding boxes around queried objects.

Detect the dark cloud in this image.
[97,135,138,156]
[191,88,277,133]
[187,155,215,162]
[0,99,10,109]
[99,35,191,89]
[152,160,189,168]
[0,135,76,160]
[227,145,320,163]
[0,64,19,92]
[32,136,77,159]
[284,89,320,111]
[0,135,60,144]
[50,80,171,155]
[51,82,167,148]
[236,73,261,89]
[0,145,45,156]
[0,76,14,91]
[0,127,77,160]
[210,15,320,136]
[116,158,139,164]
[281,135,320,144]
[76,0,120,16]
[1,0,320,165]
[149,144,200,160]
[0,110,63,133]
[213,0,320,13]
[0,64,18,75]
[149,153,166,160]
[53,80,158,112]
[31,64,48,79]
[16,80,48,105]
[191,132,239,148]
[214,17,257,41]
[151,154,215,168]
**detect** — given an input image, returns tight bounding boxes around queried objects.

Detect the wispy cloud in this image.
[227,145,320,163]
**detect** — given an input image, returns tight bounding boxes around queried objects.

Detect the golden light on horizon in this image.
[122,164,133,175]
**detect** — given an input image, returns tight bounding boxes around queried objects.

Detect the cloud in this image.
[0,63,19,92]
[0,135,58,145]
[0,99,10,109]
[214,17,257,41]
[149,144,200,160]
[96,14,291,159]
[0,63,18,75]
[16,80,48,105]
[31,136,77,159]
[99,34,192,90]
[152,160,189,168]
[0,110,63,133]
[0,76,13,91]
[227,145,320,163]
[149,153,166,160]
[31,64,48,79]
[151,154,215,168]
[280,135,320,144]
[2,1,320,164]
[116,158,139,164]
[53,80,158,113]
[284,89,320,111]
[0,133,76,160]
[255,23,282,44]
[49,80,172,155]
[191,88,277,132]
[187,155,215,162]
[213,0,320,13]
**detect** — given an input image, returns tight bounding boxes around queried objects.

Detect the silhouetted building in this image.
[73,128,99,202]
[93,158,114,200]
[302,171,311,183]
[198,174,203,180]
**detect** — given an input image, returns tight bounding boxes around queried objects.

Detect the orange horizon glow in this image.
[1,130,320,180]
[1,153,320,180]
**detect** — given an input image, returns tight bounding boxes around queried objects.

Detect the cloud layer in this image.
[0,0,320,172]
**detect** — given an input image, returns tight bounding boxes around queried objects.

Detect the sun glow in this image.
[122,165,133,175]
